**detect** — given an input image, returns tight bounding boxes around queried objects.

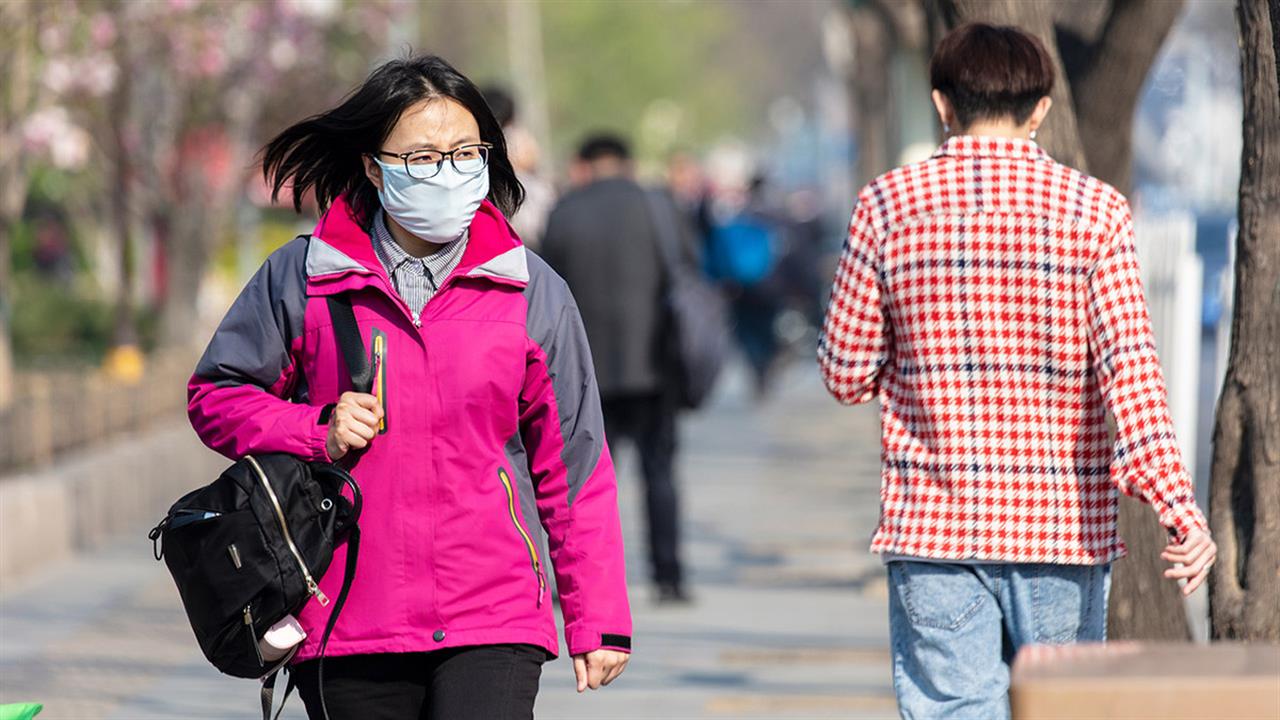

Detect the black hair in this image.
[577,133,631,162]
[929,23,1055,129]
[261,54,524,221]
[480,86,516,127]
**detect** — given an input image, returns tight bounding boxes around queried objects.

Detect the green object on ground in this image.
[0,704,43,720]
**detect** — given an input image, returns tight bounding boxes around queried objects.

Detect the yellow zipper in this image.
[498,467,545,606]
[373,334,386,434]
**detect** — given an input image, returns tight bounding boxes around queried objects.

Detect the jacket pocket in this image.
[498,467,546,607]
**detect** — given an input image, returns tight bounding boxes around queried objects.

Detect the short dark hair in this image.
[261,54,524,221]
[481,86,516,127]
[577,133,631,162]
[929,23,1055,129]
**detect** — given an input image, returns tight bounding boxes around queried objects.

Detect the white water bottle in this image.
[259,615,307,662]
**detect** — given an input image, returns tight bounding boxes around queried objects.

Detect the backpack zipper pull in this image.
[244,605,265,667]
[308,578,330,606]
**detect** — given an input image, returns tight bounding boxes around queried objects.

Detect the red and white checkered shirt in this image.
[820,136,1208,565]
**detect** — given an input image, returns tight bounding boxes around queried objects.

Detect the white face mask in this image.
[373,158,489,244]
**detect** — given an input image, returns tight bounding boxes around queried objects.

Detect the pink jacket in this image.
[188,195,632,661]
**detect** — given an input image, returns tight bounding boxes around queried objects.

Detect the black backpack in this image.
[150,292,371,720]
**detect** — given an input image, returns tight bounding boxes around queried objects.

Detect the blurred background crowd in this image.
[0,0,1240,418]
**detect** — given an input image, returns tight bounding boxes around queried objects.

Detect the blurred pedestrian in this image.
[189,54,631,720]
[481,86,556,249]
[707,173,786,398]
[542,134,695,604]
[666,150,715,242]
[818,23,1215,720]
[778,189,829,330]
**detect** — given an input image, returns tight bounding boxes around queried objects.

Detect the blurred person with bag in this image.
[188,54,631,720]
[542,134,702,604]
[818,23,1215,720]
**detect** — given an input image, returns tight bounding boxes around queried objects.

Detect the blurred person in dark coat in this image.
[542,134,693,604]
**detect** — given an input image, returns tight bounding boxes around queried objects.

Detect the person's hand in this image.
[325,392,383,461]
[572,649,629,692]
[1161,527,1217,596]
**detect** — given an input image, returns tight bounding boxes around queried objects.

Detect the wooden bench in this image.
[1011,642,1280,719]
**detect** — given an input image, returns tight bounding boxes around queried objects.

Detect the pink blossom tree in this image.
[4,0,401,378]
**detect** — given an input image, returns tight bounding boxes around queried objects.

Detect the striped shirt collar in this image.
[932,135,1050,163]
[370,209,468,321]
[370,210,468,280]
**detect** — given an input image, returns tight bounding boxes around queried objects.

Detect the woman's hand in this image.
[325,392,383,461]
[572,649,629,692]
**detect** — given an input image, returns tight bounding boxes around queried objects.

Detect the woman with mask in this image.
[186,55,631,719]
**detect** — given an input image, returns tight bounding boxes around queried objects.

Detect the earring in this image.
[943,123,951,134]
[1030,130,1038,140]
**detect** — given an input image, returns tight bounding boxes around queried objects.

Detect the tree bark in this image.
[927,0,1195,642]
[1064,0,1185,195]
[1270,0,1280,96]
[849,2,897,186]
[108,31,138,348]
[1209,0,1280,642]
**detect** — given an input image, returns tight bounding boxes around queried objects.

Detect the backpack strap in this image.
[257,526,361,720]
[326,294,373,394]
[260,667,295,720]
[316,526,361,720]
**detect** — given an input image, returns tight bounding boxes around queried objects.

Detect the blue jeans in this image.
[887,561,1111,720]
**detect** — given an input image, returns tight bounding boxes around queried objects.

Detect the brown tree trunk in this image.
[1270,0,1280,94]
[1209,0,1280,642]
[849,3,897,186]
[1065,0,1185,195]
[159,189,215,349]
[108,41,137,348]
[928,0,1195,642]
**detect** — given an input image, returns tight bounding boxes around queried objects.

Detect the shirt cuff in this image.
[1165,501,1209,543]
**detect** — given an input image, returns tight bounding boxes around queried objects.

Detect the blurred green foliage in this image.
[539,1,746,159]
[421,0,779,163]
[10,275,113,364]
[10,271,161,366]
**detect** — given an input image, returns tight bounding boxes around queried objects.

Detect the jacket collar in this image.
[932,135,1051,163]
[306,195,529,295]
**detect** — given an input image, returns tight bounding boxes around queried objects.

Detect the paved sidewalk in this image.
[1,366,894,719]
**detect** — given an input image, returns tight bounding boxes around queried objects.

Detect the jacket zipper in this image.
[498,467,545,607]
[245,455,330,606]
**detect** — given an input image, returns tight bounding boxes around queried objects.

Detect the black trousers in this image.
[601,392,682,586]
[292,645,546,720]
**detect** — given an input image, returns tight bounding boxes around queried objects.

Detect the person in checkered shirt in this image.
[818,23,1217,720]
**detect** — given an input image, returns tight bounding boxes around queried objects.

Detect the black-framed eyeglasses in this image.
[373,143,493,180]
